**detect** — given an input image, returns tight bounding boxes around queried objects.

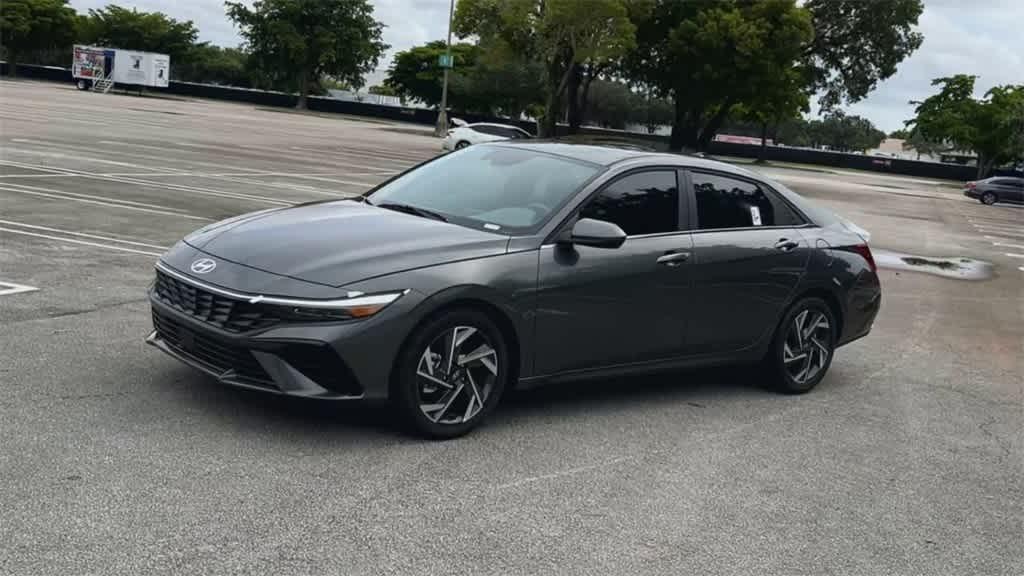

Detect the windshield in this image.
[367,145,601,234]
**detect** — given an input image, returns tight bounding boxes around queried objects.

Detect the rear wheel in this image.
[455,140,470,150]
[392,308,508,439]
[766,297,836,394]
[981,191,998,205]
[76,79,91,91]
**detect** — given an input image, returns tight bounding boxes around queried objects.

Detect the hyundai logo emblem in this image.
[190,258,217,274]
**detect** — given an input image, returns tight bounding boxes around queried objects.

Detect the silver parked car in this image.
[963,176,1024,205]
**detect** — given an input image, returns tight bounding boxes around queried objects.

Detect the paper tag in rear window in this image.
[750,206,762,226]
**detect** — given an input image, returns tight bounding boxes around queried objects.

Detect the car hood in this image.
[186,200,510,287]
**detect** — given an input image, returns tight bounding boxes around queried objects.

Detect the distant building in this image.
[868,138,977,165]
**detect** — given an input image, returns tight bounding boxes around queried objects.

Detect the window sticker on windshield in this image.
[483,223,501,230]
[750,206,762,226]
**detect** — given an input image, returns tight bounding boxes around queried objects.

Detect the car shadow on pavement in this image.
[168,364,772,440]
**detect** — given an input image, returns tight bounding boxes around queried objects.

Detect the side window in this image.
[579,171,679,236]
[691,172,802,230]
[471,125,499,136]
[497,127,524,139]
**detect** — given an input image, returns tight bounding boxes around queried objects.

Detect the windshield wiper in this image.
[375,201,448,222]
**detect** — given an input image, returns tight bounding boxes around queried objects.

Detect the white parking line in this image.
[0,181,191,212]
[991,241,1024,250]
[0,227,164,256]
[0,185,212,220]
[1007,253,1024,259]
[0,281,39,297]
[0,220,169,249]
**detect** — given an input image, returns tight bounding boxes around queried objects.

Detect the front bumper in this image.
[147,297,364,399]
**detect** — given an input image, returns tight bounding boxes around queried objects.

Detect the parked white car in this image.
[442,122,532,151]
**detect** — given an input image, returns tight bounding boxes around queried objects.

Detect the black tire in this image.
[455,140,470,150]
[75,79,91,91]
[392,308,509,439]
[981,191,998,205]
[765,297,837,394]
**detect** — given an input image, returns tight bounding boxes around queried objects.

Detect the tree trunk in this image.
[696,101,733,151]
[976,154,995,179]
[540,58,571,139]
[669,98,698,152]
[756,121,768,164]
[296,67,309,110]
[6,54,17,78]
[566,64,582,135]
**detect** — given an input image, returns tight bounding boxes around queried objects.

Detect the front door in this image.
[533,169,693,376]
[684,171,811,355]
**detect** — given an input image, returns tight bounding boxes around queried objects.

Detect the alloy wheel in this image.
[416,325,498,425]
[981,192,997,205]
[782,309,832,385]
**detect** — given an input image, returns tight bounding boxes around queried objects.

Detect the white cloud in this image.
[68,0,1022,128]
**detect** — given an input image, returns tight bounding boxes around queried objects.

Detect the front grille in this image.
[152,308,275,388]
[154,269,283,333]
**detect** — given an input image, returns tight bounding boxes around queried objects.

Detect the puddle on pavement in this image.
[872,249,994,280]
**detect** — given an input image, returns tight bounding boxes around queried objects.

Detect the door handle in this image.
[774,238,799,252]
[657,251,690,266]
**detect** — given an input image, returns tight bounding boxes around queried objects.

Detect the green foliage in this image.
[908,75,1024,177]
[629,0,813,151]
[455,0,636,137]
[808,110,887,152]
[174,44,251,85]
[901,128,947,160]
[367,84,396,96]
[384,40,480,107]
[803,0,924,110]
[448,42,543,118]
[0,0,77,75]
[889,129,910,140]
[77,5,198,62]
[226,0,388,107]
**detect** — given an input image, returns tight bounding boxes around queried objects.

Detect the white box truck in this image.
[72,45,170,92]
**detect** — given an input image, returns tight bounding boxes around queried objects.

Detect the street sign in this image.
[438,54,454,68]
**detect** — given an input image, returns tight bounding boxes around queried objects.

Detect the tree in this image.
[384,40,480,107]
[174,44,251,85]
[802,0,923,110]
[629,0,813,152]
[900,128,946,161]
[736,64,810,162]
[447,40,544,118]
[226,0,388,109]
[889,129,910,140]
[368,84,396,96]
[0,0,77,77]
[77,5,199,64]
[807,110,886,152]
[907,75,1024,177]
[454,0,636,138]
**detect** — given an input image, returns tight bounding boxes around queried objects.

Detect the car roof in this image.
[467,122,524,129]
[488,141,759,177]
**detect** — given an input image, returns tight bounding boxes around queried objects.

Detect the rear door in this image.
[684,171,811,355]
[994,178,1024,202]
[533,169,693,375]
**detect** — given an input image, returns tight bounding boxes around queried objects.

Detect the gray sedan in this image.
[963,176,1024,205]
[147,143,881,438]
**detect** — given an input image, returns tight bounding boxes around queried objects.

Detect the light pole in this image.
[434,0,455,137]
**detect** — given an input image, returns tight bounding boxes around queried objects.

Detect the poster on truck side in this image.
[72,45,114,79]
[150,54,170,87]
[110,50,171,87]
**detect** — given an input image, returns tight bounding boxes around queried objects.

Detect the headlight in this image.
[259,292,408,321]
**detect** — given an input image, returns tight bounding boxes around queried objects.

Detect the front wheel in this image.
[980,191,998,205]
[392,308,509,439]
[75,79,92,91]
[766,298,837,394]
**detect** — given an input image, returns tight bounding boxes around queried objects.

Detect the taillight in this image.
[852,244,877,274]
[966,181,976,189]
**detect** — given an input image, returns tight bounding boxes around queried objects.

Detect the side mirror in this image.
[562,218,627,249]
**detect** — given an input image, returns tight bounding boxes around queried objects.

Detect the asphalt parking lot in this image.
[1,80,1021,575]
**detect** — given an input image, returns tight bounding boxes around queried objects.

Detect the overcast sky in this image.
[68,0,1023,132]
